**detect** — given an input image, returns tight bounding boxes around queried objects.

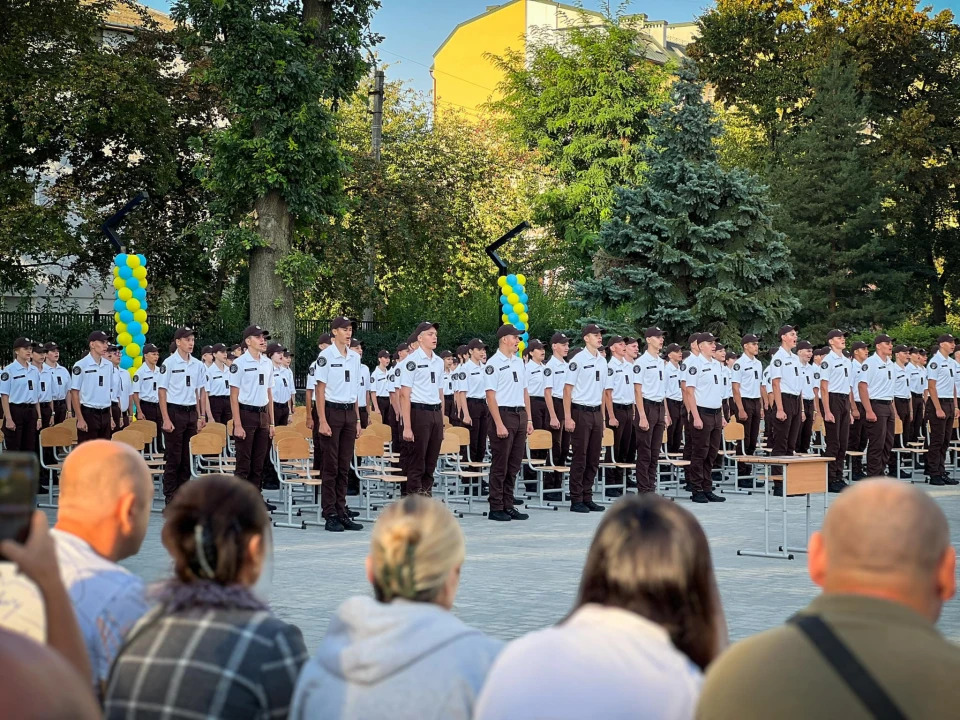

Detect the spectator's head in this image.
[574,495,725,670]
[56,439,153,562]
[367,495,465,610]
[162,474,269,587]
[808,479,955,622]
[0,628,100,720]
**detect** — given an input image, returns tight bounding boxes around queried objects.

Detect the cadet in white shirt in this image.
[633,327,669,494]
[460,339,489,463]
[315,317,363,531]
[732,334,763,481]
[907,347,927,447]
[203,343,232,425]
[158,327,206,504]
[267,343,293,427]
[71,330,115,443]
[372,349,392,420]
[819,330,853,491]
[351,339,373,428]
[769,325,804,458]
[451,343,469,427]
[1,336,42,452]
[544,333,571,495]
[31,343,54,434]
[43,342,71,424]
[680,333,704,462]
[482,324,533,521]
[925,334,958,485]
[888,343,914,479]
[399,322,445,497]
[564,324,608,513]
[686,332,727,503]
[440,350,456,425]
[229,325,277,501]
[525,340,550,432]
[133,343,162,435]
[848,341,871,479]
[664,343,684,454]
[107,345,132,429]
[857,334,897,478]
[603,335,631,497]
[387,344,409,462]
[795,340,816,453]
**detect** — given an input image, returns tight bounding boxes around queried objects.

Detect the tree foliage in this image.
[574,61,798,343]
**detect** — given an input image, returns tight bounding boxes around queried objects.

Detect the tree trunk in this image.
[250,190,296,351]
[928,246,947,325]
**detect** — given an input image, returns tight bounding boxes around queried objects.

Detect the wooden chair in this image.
[189,432,233,476]
[720,421,753,494]
[112,429,146,451]
[658,428,690,498]
[274,435,320,529]
[892,416,926,481]
[37,426,75,509]
[132,418,160,456]
[435,435,486,516]
[352,434,406,521]
[446,425,491,469]
[597,427,630,502]
[524,429,567,510]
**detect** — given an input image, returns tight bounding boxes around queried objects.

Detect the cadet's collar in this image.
[175,350,192,363]
[14,358,29,368]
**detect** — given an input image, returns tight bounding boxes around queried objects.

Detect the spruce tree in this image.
[575,60,797,343]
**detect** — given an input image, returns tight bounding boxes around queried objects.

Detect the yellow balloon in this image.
[116,322,127,335]
[518,341,526,353]
[112,277,124,290]
[128,367,137,378]
[501,313,509,324]
[126,343,141,358]
[132,265,147,279]
[126,298,140,311]
[133,309,147,323]
[497,276,508,287]
[512,302,525,314]
[140,321,149,334]
[118,287,132,301]
[507,293,519,305]
[134,356,143,368]
[519,312,529,323]
[117,332,133,347]
[126,255,141,268]
[138,279,147,289]
[516,273,526,285]
[113,266,120,277]
[114,312,120,324]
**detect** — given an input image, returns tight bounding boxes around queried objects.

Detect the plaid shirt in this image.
[104,599,307,720]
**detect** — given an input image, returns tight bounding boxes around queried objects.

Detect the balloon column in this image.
[498,273,530,354]
[111,253,149,378]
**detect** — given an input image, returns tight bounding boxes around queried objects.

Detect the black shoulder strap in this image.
[789,614,908,720]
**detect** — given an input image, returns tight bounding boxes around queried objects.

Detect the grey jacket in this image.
[290,595,502,720]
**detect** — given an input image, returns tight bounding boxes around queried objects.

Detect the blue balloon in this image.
[522,333,529,342]
[134,334,146,347]
[136,254,146,267]
[119,309,134,324]
[114,253,128,267]
[119,265,133,279]
[499,294,508,305]
[518,293,528,304]
[132,287,146,301]
[125,276,139,289]
[141,300,148,311]
[126,321,141,336]
[120,355,133,369]
[113,298,126,313]
[508,313,519,324]
[515,321,526,332]
[506,274,517,286]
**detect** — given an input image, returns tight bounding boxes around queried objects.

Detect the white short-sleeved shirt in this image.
[315,343,361,404]
[770,347,803,396]
[731,355,762,399]
[762,365,772,394]
[688,357,725,409]
[0,360,39,404]
[665,362,682,401]
[821,351,852,395]
[358,363,371,404]
[800,363,817,401]
[893,363,910,399]
[36,364,54,403]
[399,347,444,405]
[71,353,113,409]
[679,354,701,388]
[484,350,527,407]
[372,366,390,397]
[271,363,292,404]
[47,363,71,401]
[721,365,733,399]
[525,361,548,398]
[907,363,926,395]
[606,356,633,404]
[228,350,274,406]
[545,356,567,397]
[462,359,487,399]
[205,362,231,397]
[133,364,161,403]
[858,353,895,401]
[953,358,960,396]
[927,352,955,398]
[112,368,132,411]
[442,370,454,396]
[632,352,666,403]
[158,352,205,407]
[565,349,607,406]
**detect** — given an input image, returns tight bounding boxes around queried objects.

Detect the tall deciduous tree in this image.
[172,0,379,347]
[575,61,798,342]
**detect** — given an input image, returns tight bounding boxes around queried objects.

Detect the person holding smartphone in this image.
[1,337,42,452]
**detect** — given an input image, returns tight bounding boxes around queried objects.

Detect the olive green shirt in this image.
[697,594,960,720]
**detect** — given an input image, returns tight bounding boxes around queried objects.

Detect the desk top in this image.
[734,455,835,464]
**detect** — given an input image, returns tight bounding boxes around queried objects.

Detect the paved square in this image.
[114,485,960,652]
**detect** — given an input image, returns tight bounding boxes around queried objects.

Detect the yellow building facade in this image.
[431,0,698,119]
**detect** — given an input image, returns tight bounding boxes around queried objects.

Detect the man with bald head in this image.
[0,439,153,695]
[697,479,960,719]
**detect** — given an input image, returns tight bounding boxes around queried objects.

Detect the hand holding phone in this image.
[0,453,40,559]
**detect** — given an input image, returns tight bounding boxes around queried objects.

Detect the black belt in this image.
[872,399,892,405]
[168,403,196,412]
[781,392,800,398]
[530,395,546,401]
[140,399,158,406]
[239,403,267,413]
[325,401,354,411]
[81,405,110,414]
[911,392,923,398]
[894,396,911,401]
[572,403,601,412]
[273,400,289,406]
[208,395,229,401]
[53,398,67,405]
[667,397,684,404]
[9,402,34,408]
[499,405,524,414]
[613,402,634,410]
[467,397,486,404]
[411,402,441,411]
[697,406,722,415]
[642,398,664,407]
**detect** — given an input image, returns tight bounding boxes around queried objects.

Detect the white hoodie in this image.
[290,595,502,720]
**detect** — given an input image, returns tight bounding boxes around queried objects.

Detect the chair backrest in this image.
[369,412,383,425]
[371,423,392,442]
[112,430,145,451]
[190,433,225,455]
[723,422,745,442]
[447,425,470,446]
[443,415,451,428]
[895,416,903,435]
[601,427,614,447]
[273,426,300,439]
[527,429,553,451]
[812,417,825,434]
[61,417,77,430]
[292,422,311,439]
[201,421,228,437]
[133,418,157,441]
[355,434,385,458]
[40,426,74,448]
[276,435,311,461]
[439,437,460,455]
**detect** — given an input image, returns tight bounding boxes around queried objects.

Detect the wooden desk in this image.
[733,455,834,561]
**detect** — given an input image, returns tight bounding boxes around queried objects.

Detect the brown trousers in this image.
[865,401,895,477]
[466,399,489,462]
[162,404,198,502]
[311,401,323,471]
[849,402,867,473]
[665,398,684,454]
[487,410,526,511]
[772,393,802,458]
[889,397,912,473]
[77,405,112,444]
[5,404,38,452]
[208,395,231,425]
[926,398,954,477]
[569,406,603,504]
[319,407,356,518]
[737,397,762,475]
[824,393,851,483]
[634,400,665,492]
[689,409,723,493]
[234,407,270,489]
[140,400,163,450]
[908,394,925,446]
[53,399,68,425]
[796,398,815,453]
[609,403,634,485]
[406,406,444,496]
[549,397,571,488]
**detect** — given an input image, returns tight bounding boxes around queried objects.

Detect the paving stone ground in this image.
[111,484,960,653]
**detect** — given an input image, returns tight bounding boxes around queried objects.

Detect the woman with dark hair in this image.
[475,494,726,720]
[103,474,307,719]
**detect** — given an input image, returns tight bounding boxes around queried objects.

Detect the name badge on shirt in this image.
[99,376,104,387]
[259,374,264,385]
[345,370,350,383]
[431,372,436,384]
[28,380,34,390]
[57,377,62,385]
[513,371,519,383]
[595,371,600,382]
[186,376,191,387]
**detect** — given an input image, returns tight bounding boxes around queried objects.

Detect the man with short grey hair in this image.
[697,479,960,719]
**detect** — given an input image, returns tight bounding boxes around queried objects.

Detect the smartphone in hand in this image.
[0,453,40,558]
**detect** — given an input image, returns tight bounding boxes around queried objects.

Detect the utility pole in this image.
[363,68,384,323]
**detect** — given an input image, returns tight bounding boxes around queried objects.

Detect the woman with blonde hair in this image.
[290,495,501,720]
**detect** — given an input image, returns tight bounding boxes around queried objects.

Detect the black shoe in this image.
[338,516,364,531]
[683,483,694,493]
[264,500,277,511]
[896,470,912,479]
[773,484,784,497]
[626,480,638,489]
[513,496,526,506]
[604,488,623,498]
[929,475,946,486]
[543,492,562,501]
[691,491,709,504]
[324,517,344,532]
[570,502,590,513]
[347,508,360,518]
[943,475,959,486]
[828,481,847,493]
[346,487,360,496]
[704,491,727,503]
[852,472,866,481]
[489,510,512,521]
[506,507,529,520]
[584,500,605,512]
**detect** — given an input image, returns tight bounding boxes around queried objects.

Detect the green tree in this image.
[172,0,380,348]
[486,4,670,279]
[574,61,798,343]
